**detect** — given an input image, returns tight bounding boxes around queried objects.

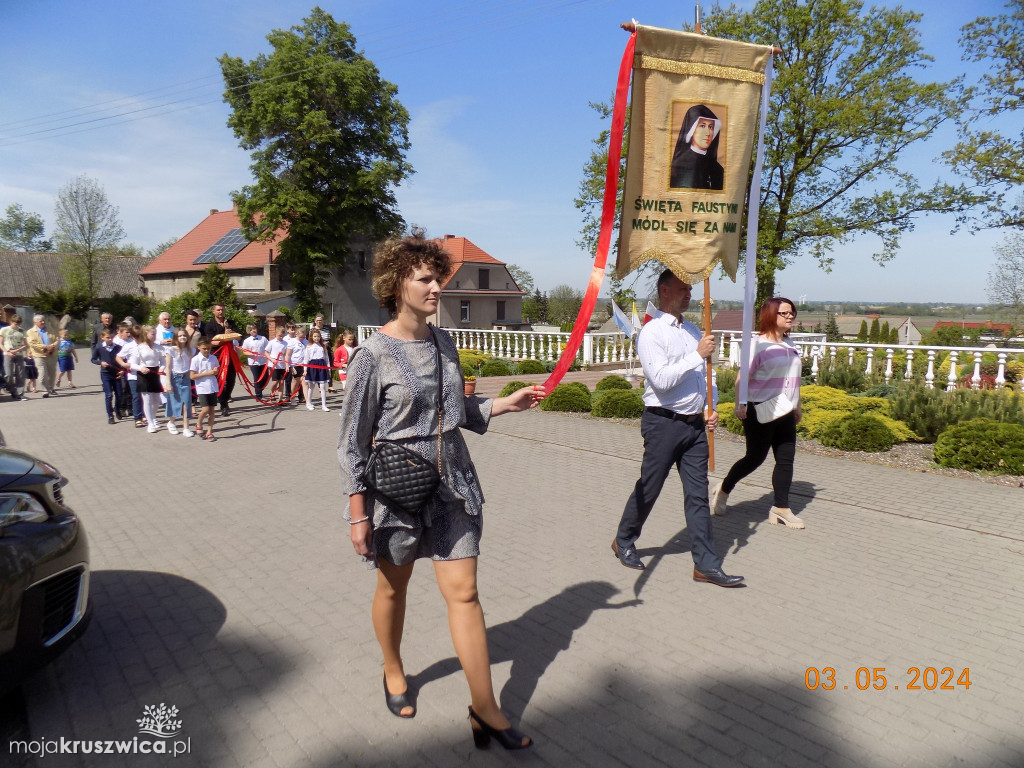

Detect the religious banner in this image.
[617,25,773,283]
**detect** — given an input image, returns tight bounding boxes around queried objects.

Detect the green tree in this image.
[857,320,868,342]
[147,237,179,259]
[507,264,534,293]
[889,326,899,344]
[987,231,1024,327]
[824,312,842,342]
[29,287,92,319]
[703,0,974,308]
[548,284,583,325]
[156,266,249,330]
[53,174,126,298]
[880,320,890,342]
[944,0,1024,229]
[219,7,412,319]
[868,318,881,342]
[0,203,51,251]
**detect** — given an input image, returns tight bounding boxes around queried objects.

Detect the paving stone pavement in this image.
[2,360,1023,768]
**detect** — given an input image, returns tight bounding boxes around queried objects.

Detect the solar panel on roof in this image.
[193,228,249,265]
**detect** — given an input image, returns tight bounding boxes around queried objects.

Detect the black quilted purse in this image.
[361,328,444,517]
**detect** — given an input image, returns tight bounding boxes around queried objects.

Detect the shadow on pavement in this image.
[306,668,1024,768]
[12,570,292,768]
[411,581,638,718]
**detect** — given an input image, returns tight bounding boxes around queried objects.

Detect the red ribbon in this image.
[542,30,636,393]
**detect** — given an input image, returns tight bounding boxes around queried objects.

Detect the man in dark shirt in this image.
[91,312,116,352]
[200,303,238,416]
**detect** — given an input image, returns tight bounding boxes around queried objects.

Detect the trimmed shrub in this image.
[461,363,474,378]
[890,384,1024,443]
[515,359,547,375]
[934,418,1024,474]
[498,380,533,398]
[715,366,737,397]
[800,385,889,415]
[818,413,896,453]
[540,383,592,412]
[717,402,745,435]
[862,384,899,399]
[458,350,489,369]
[595,374,633,391]
[479,359,512,377]
[591,389,644,418]
[816,361,868,393]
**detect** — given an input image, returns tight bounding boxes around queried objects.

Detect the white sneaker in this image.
[711,481,728,516]
[182,429,195,438]
[306,404,315,411]
[147,424,159,434]
[322,406,330,412]
[167,422,179,435]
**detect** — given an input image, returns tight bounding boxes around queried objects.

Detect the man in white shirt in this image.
[241,324,270,400]
[611,269,743,588]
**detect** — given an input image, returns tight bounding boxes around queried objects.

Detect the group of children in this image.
[243,322,358,411]
[92,322,222,440]
[90,318,359,441]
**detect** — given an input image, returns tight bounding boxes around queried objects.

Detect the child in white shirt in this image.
[190,338,221,441]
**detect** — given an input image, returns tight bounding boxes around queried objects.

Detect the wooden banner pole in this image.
[703,277,715,471]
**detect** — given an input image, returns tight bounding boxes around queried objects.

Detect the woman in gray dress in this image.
[338,233,542,749]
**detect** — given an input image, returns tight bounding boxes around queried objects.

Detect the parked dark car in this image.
[0,433,91,695]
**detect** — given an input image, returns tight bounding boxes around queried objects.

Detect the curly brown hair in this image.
[371,233,452,315]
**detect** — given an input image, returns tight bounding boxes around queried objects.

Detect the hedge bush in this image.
[815,361,868,393]
[591,389,644,418]
[461,363,474,378]
[818,413,897,452]
[479,359,512,377]
[458,350,489,369]
[889,384,1024,443]
[933,418,1024,474]
[498,380,533,398]
[715,367,737,399]
[515,359,547,375]
[540,383,592,412]
[595,374,633,391]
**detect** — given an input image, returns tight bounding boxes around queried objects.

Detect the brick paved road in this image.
[2,361,1023,767]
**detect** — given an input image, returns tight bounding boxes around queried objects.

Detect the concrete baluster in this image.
[905,349,914,382]
[925,350,936,389]
[972,352,982,389]
[995,352,1006,387]
[885,348,893,382]
[946,351,959,392]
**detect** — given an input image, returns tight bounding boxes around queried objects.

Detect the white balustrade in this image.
[355,326,1024,391]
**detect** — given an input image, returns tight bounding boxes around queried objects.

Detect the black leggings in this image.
[722,409,797,507]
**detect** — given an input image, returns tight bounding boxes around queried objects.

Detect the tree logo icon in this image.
[136,704,183,738]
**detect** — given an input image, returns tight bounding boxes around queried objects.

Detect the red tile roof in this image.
[140,209,286,276]
[933,320,1013,333]
[434,236,505,288]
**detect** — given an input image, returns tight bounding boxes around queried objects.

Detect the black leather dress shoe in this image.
[611,540,645,570]
[693,567,745,588]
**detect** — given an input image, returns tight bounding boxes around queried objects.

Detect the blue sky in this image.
[0,0,1015,304]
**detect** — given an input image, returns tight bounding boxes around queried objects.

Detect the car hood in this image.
[0,449,37,491]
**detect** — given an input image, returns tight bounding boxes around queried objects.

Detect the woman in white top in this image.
[129,326,166,433]
[165,330,195,437]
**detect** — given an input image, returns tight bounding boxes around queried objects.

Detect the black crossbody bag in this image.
[361,328,444,517]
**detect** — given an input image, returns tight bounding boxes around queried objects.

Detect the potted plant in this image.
[464,375,477,396]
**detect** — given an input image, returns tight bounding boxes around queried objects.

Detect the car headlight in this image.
[33,460,61,480]
[0,493,50,527]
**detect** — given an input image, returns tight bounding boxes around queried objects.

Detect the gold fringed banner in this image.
[617,26,772,284]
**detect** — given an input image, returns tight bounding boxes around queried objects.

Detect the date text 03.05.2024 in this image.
[805,667,971,691]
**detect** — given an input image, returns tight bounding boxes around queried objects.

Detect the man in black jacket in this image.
[200,303,238,416]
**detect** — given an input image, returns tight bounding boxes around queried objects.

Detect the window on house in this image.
[461,301,471,322]
[496,301,505,321]
[478,269,489,290]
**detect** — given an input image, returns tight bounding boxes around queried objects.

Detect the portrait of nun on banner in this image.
[616,25,773,285]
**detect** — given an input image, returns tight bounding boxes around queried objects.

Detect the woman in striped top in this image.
[712,297,806,529]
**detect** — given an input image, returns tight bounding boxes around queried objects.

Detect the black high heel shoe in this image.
[468,706,532,750]
[383,674,415,719]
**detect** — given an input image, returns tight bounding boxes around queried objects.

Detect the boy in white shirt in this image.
[241,324,269,400]
[190,338,221,441]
